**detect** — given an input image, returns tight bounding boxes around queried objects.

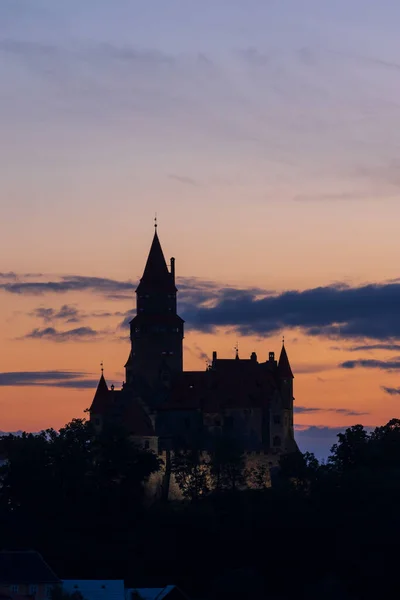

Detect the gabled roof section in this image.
[136,230,176,293]
[63,579,125,600]
[128,586,188,600]
[90,373,109,413]
[0,551,60,583]
[278,343,294,379]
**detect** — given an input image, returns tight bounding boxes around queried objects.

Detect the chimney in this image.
[251,352,257,362]
[269,351,275,362]
[170,257,175,284]
[212,351,217,369]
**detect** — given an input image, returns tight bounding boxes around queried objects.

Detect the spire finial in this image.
[234,342,239,360]
[100,361,104,374]
[282,335,285,346]
[154,212,157,229]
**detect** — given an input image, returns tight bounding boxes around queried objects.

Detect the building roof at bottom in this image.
[127,586,185,600]
[63,580,125,600]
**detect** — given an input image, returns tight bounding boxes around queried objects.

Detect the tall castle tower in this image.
[90,225,299,476]
[125,225,185,390]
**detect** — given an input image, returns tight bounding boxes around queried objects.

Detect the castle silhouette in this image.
[89,226,298,462]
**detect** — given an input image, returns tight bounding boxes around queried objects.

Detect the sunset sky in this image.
[1,0,400,457]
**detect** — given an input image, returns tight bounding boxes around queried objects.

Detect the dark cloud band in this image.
[0,371,96,388]
[4,272,400,342]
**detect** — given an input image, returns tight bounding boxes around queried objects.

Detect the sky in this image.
[1,0,400,458]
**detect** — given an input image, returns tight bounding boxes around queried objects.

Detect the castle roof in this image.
[90,382,155,437]
[158,363,277,412]
[278,343,294,379]
[90,372,109,413]
[136,229,176,293]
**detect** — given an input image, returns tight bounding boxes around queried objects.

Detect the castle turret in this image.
[89,369,109,432]
[278,340,296,452]
[129,225,184,389]
[278,342,294,380]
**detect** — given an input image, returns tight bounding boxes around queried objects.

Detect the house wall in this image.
[0,583,54,600]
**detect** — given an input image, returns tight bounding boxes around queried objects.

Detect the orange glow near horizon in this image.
[2,1,400,450]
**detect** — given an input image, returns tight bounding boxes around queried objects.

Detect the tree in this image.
[279,450,320,491]
[172,449,210,501]
[246,463,270,489]
[0,419,161,518]
[208,435,246,492]
[329,424,370,471]
[369,418,400,469]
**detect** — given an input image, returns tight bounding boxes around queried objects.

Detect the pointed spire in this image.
[136,227,176,292]
[278,339,294,379]
[90,368,109,413]
[95,366,108,395]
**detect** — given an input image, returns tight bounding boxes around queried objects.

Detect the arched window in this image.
[273,436,281,447]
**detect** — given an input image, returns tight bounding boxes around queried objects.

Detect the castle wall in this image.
[142,449,282,502]
[203,408,264,451]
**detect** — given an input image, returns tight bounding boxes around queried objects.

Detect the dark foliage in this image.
[0,418,399,599]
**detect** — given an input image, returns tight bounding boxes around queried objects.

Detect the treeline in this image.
[0,419,399,599]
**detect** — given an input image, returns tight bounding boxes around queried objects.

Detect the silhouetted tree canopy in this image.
[0,418,161,518]
[0,417,399,600]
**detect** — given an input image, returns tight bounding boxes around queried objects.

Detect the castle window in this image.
[273,415,281,425]
[273,436,281,447]
[29,586,38,595]
[11,586,19,594]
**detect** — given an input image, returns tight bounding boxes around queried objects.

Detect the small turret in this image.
[90,370,109,412]
[278,340,294,379]
[89,367,110,431]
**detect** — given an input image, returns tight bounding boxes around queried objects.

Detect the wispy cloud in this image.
[1,275,135,297]
[341,359,400,371]
[168,174,200,186]
[184,343,211,365]
[295,406,368,416]
[0,370,96,389]
[381,386,400,396]
[21,326,101,342]
[30,304,81,323]
[29,304,124,324]
[347,343,400,352]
